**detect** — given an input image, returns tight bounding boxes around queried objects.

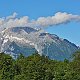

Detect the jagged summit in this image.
[2,27,37,34]
[10,27,37,33]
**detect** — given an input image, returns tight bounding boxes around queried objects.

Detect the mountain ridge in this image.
[0,26,79,60]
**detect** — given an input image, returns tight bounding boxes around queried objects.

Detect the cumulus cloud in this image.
[0,12,80,30]
[34,12,80,27]
[6,12,18,20]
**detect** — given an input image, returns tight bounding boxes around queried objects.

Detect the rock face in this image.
[0,27,79,60]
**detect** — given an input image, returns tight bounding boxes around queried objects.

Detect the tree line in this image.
[0,51,80,80]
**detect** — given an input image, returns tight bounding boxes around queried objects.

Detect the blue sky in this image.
[0,0,80,45]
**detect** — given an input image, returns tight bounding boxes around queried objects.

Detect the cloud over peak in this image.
[0,12,80,30]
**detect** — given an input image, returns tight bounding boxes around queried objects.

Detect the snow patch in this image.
[2,39,8,45]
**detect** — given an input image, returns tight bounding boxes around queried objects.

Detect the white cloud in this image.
[6,12,17,20]
[0,12,80,30]
[34,12,80,27]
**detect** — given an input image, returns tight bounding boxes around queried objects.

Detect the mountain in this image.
[0,27,79,60]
